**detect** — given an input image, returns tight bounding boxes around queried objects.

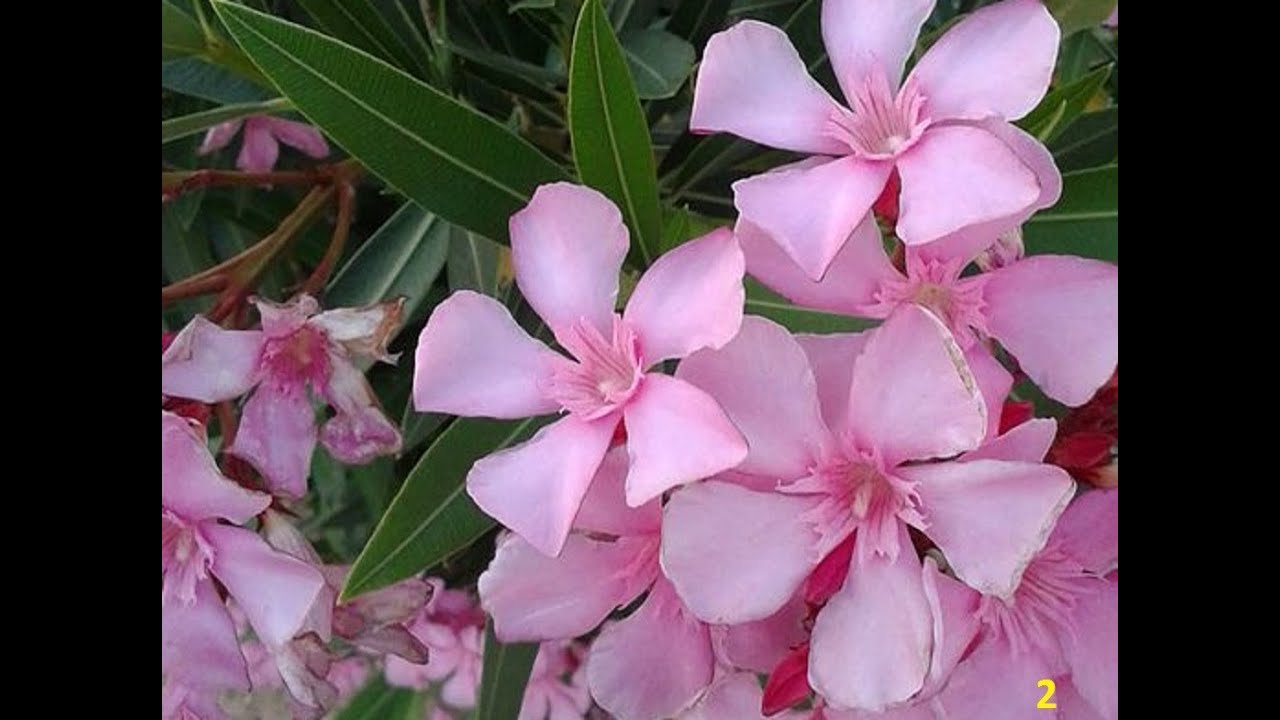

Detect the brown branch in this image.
[301,181,355,296]
[162,167,324,202]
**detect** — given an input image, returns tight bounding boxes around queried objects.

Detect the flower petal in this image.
[847,305,986,466]
[468,415,616,556]
[510,183,627,345]
[162,579,250,692]
[899,459,1074,598]
[920,557,981,697]
[622,374,748,506]
[1062,576,1118,720]
[205,524,326,647]
[1051,489,1118,575]
[198,119,244,155]
[573,446,662,538]
[679,671,778,720]
[808,526,932,712]
[691,20,849,154]
[162,316,264,403]
[479,531,657,642]
[735,156,892,280]
[965,346,1014,442]
[265,117,330,158]
[587,577,714,720]
[661,481,821,624]
[908,0,1058,121]
[796,331,872,436]
[162,411,269,523]
[309,299,404,363]
[896,125,1041,247]
[237,118,280,173]
[623,228,744,364]
[932,637,1052,720]
[227,382,318,499]
[412,291,563,418]
[319,355,402,463]
[713,591,808,674]
[961,418,1058,463]
[676,316,831,480]
[983,256,1119,406]
[822,0,934,101]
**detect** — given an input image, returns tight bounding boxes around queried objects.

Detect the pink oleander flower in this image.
[198,115,330,173]
[413,182,747,556]
[161,295,405,497]
[691,0,1061,280]
[738,212,1119,408]
[928,489,1118,720]
[479,447,717,720]
[161,411,326,719]
[659,310,1076,711]
[679,670,807,720]
[519,641,592,720]
[1103,6,1118,28]
[386,579,486,710]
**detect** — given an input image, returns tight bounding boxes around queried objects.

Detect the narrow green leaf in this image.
[509,0,556,11]
[296,0,431,79]
[1023,164,1117,262]
[620,29,696,100]
[326,202,450,333]
[668,0,732,51]
[161,97,291,143]
[163,0,208,60]
[331,677,419,720]
[1044,0,1116,36]
[212,1,568,243]
[476,623,539,720]
[446,228,512,298]
[163,57,274,103]
[341,416,550,600]
[1018,65,1112,142]
[568,0,663,267]
[1049,108,1118,171]
[745,280,875,334]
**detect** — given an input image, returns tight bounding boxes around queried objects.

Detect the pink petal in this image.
[162,411,269,523]
[679,671,779,720]
[1051,489,1118,575]
[467,415,617,556]
[961,418,1058,463]
[227,382,318,499]
[796,331,871,436]
[965,346,1014,442]
[713,591,808,674]
[983,256,1119,407]
[823,704,936,720]
[478,531,657,642]
[265,117,330,159]
[623,228,744,365]
[572,446,662,538]
[734,156,892,280]
[676,316,831,480]
[197,119,244,155]
[587,577,714,720]
[1062,577,1118,720]
[821,0,934,100]
[847,305,986,467]
[509,183,628,346]
[236,117,281,173]
[661,481,822,624]
[919,557,981,698]
[739,213,899,317]
[895,125,1041,247]
[908,0,1059,121]
[162,316,264,403]
[932,637,1052,720]
[900,459,1074,598]
[318,355,402,463]
[162,579,250,692]
[309,300,404,362]
[205,524,326,647]
[254,294,319,337]
[691,20,849,154]
[808,526,932,712]
[622,374,748,506]
[413,291,563,418]
[1057,680,1107,720]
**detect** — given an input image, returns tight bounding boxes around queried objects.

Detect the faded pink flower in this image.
[161,295,405,497]
[479,447,716,720]
[198,115,330,173]
[519,641,592,720]
[413,182,747,556]
[692,0,1061,279]
[161,411,325,718]
[660,310,1075,711]
[385,579,486,710]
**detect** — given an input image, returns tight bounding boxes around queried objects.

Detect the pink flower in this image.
[659,310,1076,711]
[691,0,1061,279]
[161,411,326,717]
[737,213,1118,407]
[519,641,592,720]
[478,447,716,720]
[413,182,747,556]
[198,115,330,173]
[161,296,405,497]
[679,670,807,720]
[385,579,486,710]
[929,489,1118,720]
[1103,6,1118,28]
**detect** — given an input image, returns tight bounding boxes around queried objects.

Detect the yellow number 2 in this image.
[1036,679,1057,709]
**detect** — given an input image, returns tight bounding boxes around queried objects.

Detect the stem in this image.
[302,181,355,295]
[163,167,324,202]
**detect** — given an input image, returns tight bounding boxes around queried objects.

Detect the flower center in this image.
[260,324,331,389]
[544,316,643,420]
[975,545,1102,657]
[826,68,931,159]
[161,513,214,605]
[872,256,988,348]
[795,447,925,560]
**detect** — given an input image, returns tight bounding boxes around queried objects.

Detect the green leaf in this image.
[668,0,732,51]
[568,0,663,267]
[341,416,550,600]
[212,1,568,243]
[1044,0,1116,36]
[161,97,291,143]
[163,57,274,103]
[446,228,512,298]
[1049,108,1117,172]
[620,29,696,100]
[476,622,539,720]
[326,202,450,333]
[1023,164,1117,263]
[295,0,431,80]
[163,0,208,60]
[331,677,419,720]
[1018,65,1111,142]
[745,280,876,334]
[510,0,556,11]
